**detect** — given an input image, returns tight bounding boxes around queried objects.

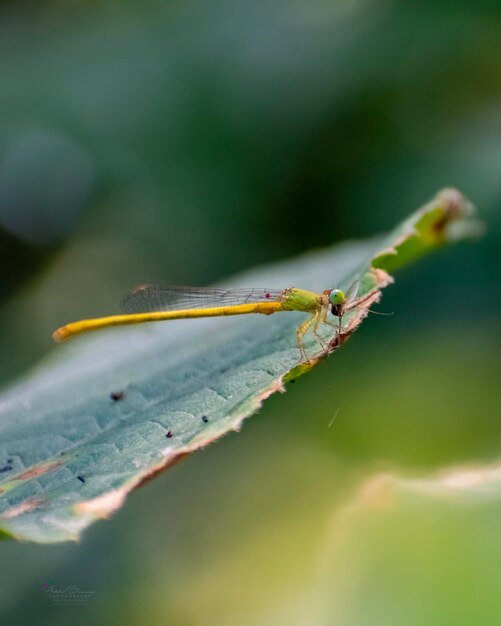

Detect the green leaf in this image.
[0,188,479,543]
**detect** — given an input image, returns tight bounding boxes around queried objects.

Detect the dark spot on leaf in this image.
[290,379,295,383]
[110,391,124,401]
[201,415,209,423]
[166,431,173,438]
[77,475,85,483]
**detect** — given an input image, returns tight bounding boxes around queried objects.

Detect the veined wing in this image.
[121,285,287,314]
[344,280,360,306]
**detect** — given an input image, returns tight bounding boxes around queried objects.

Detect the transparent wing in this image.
[344,280,360,305]
[121,285,286,313]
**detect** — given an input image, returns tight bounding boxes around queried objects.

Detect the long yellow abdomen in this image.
[53,301,285,342]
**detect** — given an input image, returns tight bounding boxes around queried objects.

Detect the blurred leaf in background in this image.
[0,0,500,624]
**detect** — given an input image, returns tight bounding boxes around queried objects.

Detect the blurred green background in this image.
[0,1,500,624]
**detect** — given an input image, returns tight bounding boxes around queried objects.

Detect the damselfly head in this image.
[328,289,345,318]
[329,289,345,306]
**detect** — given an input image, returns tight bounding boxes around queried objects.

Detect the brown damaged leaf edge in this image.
[2,497,45,519]
[134,452,191,491]
[0,462,63,515]
[429,187,478,237]
[16,461,63,481]
[75,446,226,518]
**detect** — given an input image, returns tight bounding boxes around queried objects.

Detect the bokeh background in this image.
[0,1,500,624]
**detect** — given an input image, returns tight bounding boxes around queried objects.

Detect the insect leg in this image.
[295,314,315,360]
[311,310,329,351]
[321,304,337,328]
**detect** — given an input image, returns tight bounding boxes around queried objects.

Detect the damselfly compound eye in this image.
[329,289,345,306]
